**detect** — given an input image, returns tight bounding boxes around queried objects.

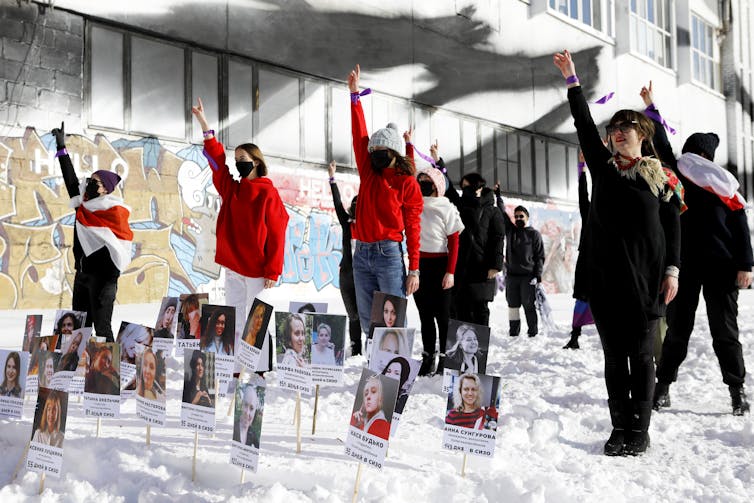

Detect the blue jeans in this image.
[353,240,406,335]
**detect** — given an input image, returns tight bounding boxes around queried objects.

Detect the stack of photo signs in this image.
[83,340,121,418]
[198,304,235,399]
[176,293,209,351]
[27,335,59,396]
[275,312,313,394]
[135,347,167,427]
[116,322,153,403]
[309,313,347,387]
[58,328,91,396]
[442,372,501,458]
[152,296,179,355]
[181,349,217,434]
[0,349,30,419]
[367,349,420,438]
[365,293,407,353]
[344,368,399,470]
[442,320,491,394]
[236,299,274,373]
[230,374,266,472]
[26,388,69,478]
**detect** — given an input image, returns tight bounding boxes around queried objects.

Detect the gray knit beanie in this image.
[368,123,405,157]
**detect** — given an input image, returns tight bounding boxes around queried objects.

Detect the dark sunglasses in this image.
[86,177,104,187]
[514,214,527,220]
[606,121,638,136]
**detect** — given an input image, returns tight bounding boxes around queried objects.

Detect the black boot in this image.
[563,327,580,349]
[604,399,629,456]
[509,320,521,337]
[418,351,436,377]
[350,338,362,357]
[435,353,446,376]
[623,401,652,456]
[652,381,671,410]
[730,385,750,416]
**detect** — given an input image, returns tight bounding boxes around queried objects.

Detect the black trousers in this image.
[505,274,538,335]
[339,265,362,349]
[414,256,451,354]
[453,287,490,327]
[596,317,659,403]
[657,267,746,387]
[72,270,118,342]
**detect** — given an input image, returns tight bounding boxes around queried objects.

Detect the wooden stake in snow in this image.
[295,391,302,453]
[312,384,320,435]
[351,463,363,503]
[96,417,101,438]
[461,454,468,477]
[11,442,30,482]
[240,468,245,484]
[192,430,199,482]
[39,472,45,495]
[146,425,151,446]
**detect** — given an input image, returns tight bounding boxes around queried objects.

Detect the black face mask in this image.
[515,220,526,228]
[462,186,478,198]
[370,150,392,172]
[419,180,435,197]
[84,179,101,200]
[236,161,255,178]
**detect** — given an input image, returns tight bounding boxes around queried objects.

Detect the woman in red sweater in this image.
[347,65,424,337]
[191,98,289,365]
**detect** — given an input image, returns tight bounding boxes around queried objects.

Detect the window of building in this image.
[89,26,124,130]
[227,60,253,149]
[257,68,300,159]
[629,0,673,68]
[548,0,614,35]
[691,14,719,90]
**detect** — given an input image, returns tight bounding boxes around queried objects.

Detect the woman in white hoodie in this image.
[414,159,464,376]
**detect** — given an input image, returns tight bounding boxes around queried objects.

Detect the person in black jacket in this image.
[52,122,133,342]
[328,161,363,355]
[642,83,753,416]
[446,171,505,327]
[495,190,545,337]
[554,51,683,456]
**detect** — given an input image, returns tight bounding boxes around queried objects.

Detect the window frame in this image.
[629,0,674,69]
[690,13,720,91]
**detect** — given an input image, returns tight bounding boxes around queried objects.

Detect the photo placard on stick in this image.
[442,372,501,458]
[367,292,407,339]
[0,350,29,419]
[199,304,235,399]
[367,327,415,366]
[344,368,399,470]
[275,312,313,395]
[84,341,121,418]
[176,293,209,351]
[58,328,91,396]
[230,374,266,472]
[152,296,179,354]
[181,349,216,433]
[237,299,273,372]
[27,334,60,395]
[26,388,69,478]
[310,313,347,386]
[368,350,421,438]
[52,310,87,350]
[135,348,167,426]
[22,314,42,352]
[442,320,491,394]
[288,301,328,314]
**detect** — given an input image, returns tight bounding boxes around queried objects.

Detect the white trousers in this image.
[224,269,267,371]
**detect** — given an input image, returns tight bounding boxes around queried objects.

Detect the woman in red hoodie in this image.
[191,98,289,363]
[347,64,423,336]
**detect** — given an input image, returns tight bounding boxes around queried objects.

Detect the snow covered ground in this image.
[1,284,753,502]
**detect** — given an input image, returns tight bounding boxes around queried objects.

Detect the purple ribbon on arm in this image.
[412,145,438,168]
[593,91,615,104]
[643,105,677,135]
[350,88,372,103]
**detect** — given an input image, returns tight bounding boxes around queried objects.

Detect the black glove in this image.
[51,121,65,150]
[493,183,501,197]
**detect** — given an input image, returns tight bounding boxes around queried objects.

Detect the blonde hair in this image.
[363,374,384,411]
[453,373,483,412]
[40,392,62,433]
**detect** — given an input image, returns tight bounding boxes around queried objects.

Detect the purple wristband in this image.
[328,176,335,183]
[577,162,585,176]
[565,75,579,85]
[350,88,372,104]
[55,148,68,158]
[202,129,215,138]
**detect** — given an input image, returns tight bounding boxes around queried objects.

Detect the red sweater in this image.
[203,137,289,281]
[351,99,423,271]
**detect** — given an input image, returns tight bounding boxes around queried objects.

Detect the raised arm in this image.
[553,51,612,171]
[494,183,515,232]
[641,81,677,170]
[430,141,460,208]
[349,64,370,177]
[51,122,79,198]
[192,97,233,197]
[328,161,351,227]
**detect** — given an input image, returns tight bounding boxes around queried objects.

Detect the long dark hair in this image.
[236,143,268,177]
[202,309,233,354]
[381,356,410,390]
[2,352,21,389]
[189,351,208,391]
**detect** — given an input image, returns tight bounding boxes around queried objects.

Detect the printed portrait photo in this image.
[154,296,179,339]
[31,388,68,448]
[349,369,400,441]
[233,374,266,449]
[368,351,420,416]
[368,292,407,337]
[182,349,216,409]
[84,341,121,396]
[0,350,29,398]
[52,310,87,349]
[117,322,154,365]
[136,348,166,403]
[177,293,209,340]
[289,301,328,314]
[59,328,89,373]
[22,314,42,352]
[28,335,59,375]
[371,327,413,359]
[242,299,273,350]
[37,351,62,389]
[445,372,501,431]
[445,320,491,375]
[310,314,347,367]
[275,312,311,369]
[199,304,236,356]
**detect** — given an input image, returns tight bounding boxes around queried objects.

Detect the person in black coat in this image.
[642,83,753,416]
[495,190,545,337]
[554,51,683,456]
[328,161,363,355]
[443,170,505,327]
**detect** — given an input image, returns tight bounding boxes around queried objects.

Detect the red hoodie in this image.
[203,137,289,281]
[351,98,423,270]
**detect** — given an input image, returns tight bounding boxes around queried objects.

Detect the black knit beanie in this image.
[682,132,720,161]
